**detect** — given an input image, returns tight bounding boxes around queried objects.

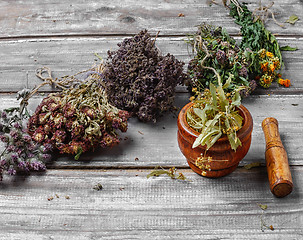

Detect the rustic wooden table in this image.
[0,0,302,239]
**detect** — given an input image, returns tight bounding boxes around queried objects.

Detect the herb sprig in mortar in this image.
[187,37,244,151]
[187,78,243,151]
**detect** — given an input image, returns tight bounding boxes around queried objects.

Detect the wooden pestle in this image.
[262,117,293,198]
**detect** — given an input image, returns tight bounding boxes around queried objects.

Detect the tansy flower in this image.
[261,62,269,72]
[258,49,266,59]
[259,74,272,88]
[189,96,195,101]
[272,57,281,69]
[284,79,291,87]
[266,51,274,58]
[269,64,275,72]
[263,75,272,84]
[278,78,291,88]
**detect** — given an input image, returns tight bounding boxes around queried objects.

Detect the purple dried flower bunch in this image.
[28,72,129,159]
[103,30,187,122]
[0,108,49,181]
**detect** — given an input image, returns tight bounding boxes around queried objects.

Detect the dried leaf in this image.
[244,162,261,170]
[231,91,241,107]
[176,173,187,180]
[193,133,204,148]
[227,132,238,151]
[147,167,187,181]
[222,73,232,89]
[280,46,298,51]
[147,169,168,178]
[231,113,243,129]
[201,129,220,146]
[286,15,299,24]
[210,83,217,106]
[74,147,83,160]
[258,204,268,210]
[209,132,222,148]
[193,108,205,122]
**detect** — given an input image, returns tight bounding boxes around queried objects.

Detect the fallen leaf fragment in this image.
[147,166,188,181]
[280,45,298,51]
[244,162,261,170]
[258,203,268,210]
[286,15,299,24]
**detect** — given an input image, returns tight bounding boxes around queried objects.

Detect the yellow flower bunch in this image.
[257,49,290,88]
[259,74,272,88]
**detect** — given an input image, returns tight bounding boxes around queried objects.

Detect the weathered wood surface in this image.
[1,0,303,239]
[0,93,302,168]
[0,168,302,239]
[0,36,302,92]
[0,0,302,38]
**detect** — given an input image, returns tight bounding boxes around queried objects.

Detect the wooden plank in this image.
[0,36,302,92]
[0,0,302,38]
[0,93,302,168]
[0,168,302,239]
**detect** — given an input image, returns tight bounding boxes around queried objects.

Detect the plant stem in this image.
[0,144,9,159]
[199,41,222,86]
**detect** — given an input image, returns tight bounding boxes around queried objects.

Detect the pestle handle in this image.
[262,117,293,198]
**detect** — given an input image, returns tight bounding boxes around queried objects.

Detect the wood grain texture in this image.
[0,0,302,38]
[0,168,302,239]
[0,36,302,92]
[0,1,302,238]
[0,93,302,168]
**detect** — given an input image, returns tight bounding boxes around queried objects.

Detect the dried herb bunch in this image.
[0,106,50,181]
[229,0,290,88]
[188,1,291,92]
[28,67,129,160]
[229,0,282,63]
[187,24,256,96]
[103,30,187,122]
[187,75,244,151]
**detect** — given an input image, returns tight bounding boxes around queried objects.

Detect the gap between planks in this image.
[0,33,303,41]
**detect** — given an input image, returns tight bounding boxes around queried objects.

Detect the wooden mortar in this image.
[262,117,293,198]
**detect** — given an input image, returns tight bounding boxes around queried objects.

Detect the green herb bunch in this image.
[187,75,244,151]
[229,0,290,88]
[186,24,256,96]
[229,0,282,64]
